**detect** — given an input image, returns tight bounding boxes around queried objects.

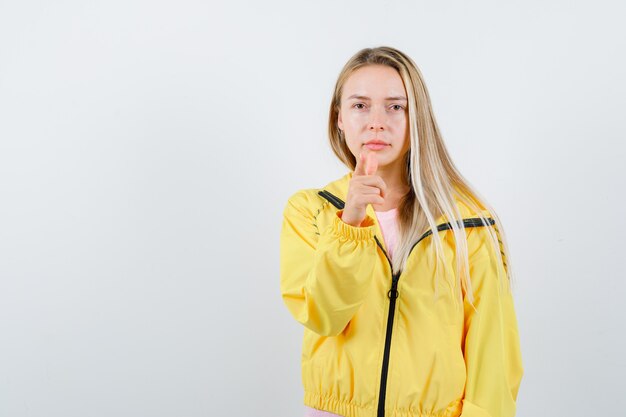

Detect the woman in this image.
[279,46,524,417]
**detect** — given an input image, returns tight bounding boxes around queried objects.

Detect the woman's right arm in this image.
[279,190,378,337]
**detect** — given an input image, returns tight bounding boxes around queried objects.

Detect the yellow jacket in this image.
[279,172,524,417]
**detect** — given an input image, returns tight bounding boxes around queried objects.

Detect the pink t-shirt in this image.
[373,207,399,260]
[304,208,399,417]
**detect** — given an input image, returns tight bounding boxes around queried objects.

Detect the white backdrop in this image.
[1,1,625,416]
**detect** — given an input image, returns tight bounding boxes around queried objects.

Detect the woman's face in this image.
[338,64,410,169]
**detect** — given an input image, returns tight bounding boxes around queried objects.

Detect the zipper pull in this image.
[387,273,400,299]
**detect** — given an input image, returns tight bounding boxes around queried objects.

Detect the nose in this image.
[367,107,385,131]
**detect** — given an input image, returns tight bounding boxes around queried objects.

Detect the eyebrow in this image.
[346,94,407,101]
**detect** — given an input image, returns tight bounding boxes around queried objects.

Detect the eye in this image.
[391,104,405,111]
[353,103,366,109]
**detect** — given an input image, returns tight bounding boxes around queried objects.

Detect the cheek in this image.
[342,116,367,141]
[392,122,410,148]
[392,114,407,128]
[343,113,364,128]
[346,137,361,152]
[389,117,407,137]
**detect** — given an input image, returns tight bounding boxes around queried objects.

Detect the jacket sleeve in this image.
[460,226,524,417]
[279,190,378,337]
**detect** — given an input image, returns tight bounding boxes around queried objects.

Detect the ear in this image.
[337,110,343,131]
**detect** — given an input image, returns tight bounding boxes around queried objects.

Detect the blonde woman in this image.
[279,46,524,417]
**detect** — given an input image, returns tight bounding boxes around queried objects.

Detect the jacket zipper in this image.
[317,189,494,417]
[319,187,418,415]
[374,239,398,417]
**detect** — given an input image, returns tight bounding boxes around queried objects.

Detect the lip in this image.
[364,143,389,150]
[364,140,389,150]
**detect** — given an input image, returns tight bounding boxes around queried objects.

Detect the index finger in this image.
[354,148,368,176]
[365,151,378,176]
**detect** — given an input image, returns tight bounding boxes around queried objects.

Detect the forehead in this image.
[342,65,406,99]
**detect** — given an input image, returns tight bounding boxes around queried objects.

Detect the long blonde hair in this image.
[327,46,515,311]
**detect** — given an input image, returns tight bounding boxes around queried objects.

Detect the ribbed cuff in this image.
[332,210,375,241]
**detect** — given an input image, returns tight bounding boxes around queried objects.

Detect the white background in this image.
[1,1,625,416]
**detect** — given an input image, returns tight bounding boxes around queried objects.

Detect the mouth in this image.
[364,141,390,150]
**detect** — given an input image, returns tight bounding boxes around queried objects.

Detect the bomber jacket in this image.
[279,171,524,417]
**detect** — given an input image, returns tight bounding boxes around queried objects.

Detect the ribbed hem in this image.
[333,211,375,241]
[304,392,463,417]
[304,391,373,417]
